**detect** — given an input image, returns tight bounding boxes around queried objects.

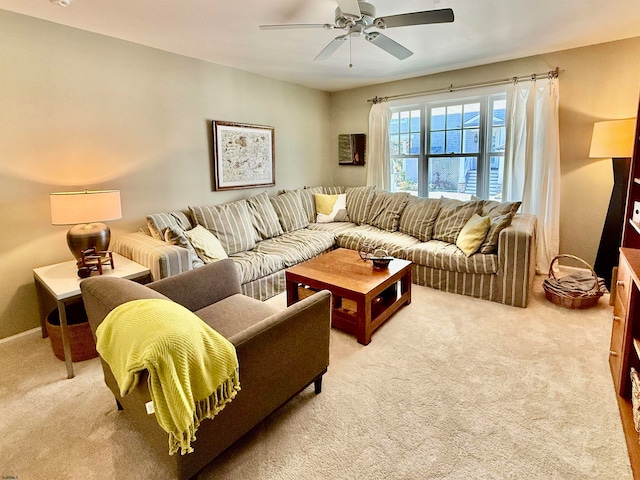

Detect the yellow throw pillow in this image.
[314,193,349,223]
[456,213,491,257]
[184,225,228,264]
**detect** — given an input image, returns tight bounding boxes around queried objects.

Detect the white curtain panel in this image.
[366,101,392,190]
[503,77,561,274]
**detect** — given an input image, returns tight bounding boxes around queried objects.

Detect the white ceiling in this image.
[2,0,640,92]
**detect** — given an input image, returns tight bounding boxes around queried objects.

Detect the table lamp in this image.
[589,118,636,288]
[50,189,122,260]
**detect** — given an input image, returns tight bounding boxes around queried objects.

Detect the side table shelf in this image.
[33,253,151,379]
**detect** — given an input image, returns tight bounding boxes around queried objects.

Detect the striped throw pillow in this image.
[300,186,324,223]
[189,200,257,255]
[183,225,229,264]
[270,190,309,233]
[399,197,442,242]
[432,198,484,244]
[163,225,205,269]
[479,213,515,254]
[246,191,284,240]
[366,191,410,232]
[146,210,194,240]
[323,186,346,195]
[345,186,375,225]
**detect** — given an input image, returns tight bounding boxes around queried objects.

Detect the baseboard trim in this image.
[0,327,41,345]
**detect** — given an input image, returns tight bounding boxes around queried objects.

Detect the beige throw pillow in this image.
[456,214,491,257]
[184,225,228,264]
[315,193,349,223]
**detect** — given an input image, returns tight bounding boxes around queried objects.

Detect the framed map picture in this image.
[212,121,275,190]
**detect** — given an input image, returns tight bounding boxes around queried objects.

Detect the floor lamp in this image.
[589,118,636,289]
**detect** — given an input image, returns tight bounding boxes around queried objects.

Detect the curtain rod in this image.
[368,67,559,104]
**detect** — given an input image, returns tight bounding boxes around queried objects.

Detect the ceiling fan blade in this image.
[336,0,361,18]
[314,35,349,61]
[365,32,413,60]
[260,23,332,30]
[374,8,454,29]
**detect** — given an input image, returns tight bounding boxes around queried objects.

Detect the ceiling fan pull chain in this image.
[349,34,353,69]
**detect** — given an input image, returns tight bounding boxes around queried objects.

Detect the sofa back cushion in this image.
[323,186,346,195]
[399,197,442,242]
[366,191,410,232]
[345,186,375,225]
[189,200,257,255]
[432,198,484,244]
[270,190,309,233]
[245,191,284,240]
[146,210,194,240]
[299,186,324,223]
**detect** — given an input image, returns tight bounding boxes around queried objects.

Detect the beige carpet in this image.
[0,276,632,479]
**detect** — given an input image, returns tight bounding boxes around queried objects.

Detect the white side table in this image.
[33,253,151,379]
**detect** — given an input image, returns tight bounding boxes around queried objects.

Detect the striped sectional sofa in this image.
[112,186,537,307]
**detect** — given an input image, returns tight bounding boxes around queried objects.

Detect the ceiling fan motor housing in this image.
[335,2,376,28]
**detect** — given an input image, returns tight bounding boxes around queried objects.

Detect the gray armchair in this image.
[81,259,332,480]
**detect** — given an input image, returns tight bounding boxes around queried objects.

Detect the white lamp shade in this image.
[589,118,636,158]
[50,190,122,225]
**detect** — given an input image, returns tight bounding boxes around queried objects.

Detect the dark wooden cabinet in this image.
[613,98,640,478]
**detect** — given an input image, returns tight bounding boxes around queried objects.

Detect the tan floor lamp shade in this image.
[50,190,122,260]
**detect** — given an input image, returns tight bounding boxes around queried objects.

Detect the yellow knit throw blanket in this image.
[96,299,240,455]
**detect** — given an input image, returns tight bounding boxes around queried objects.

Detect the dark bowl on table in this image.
[371,256,393,269]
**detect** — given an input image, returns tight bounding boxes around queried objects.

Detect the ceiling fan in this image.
[259,0,454,64]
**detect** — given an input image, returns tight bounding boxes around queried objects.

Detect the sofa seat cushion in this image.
[405,241,498,274]
[307,221,357,235]
[253,229,335,268]
[337,225,421,258]
[195,293,280,339]
[229,251,285,284]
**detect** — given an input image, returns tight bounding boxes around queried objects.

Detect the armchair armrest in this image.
[148,259,242,312]
[111,232,192,281]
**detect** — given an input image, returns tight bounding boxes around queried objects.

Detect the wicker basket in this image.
[46,302,98,362]
[542,254,605,309]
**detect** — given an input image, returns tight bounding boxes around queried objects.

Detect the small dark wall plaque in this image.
[338,134,366,166]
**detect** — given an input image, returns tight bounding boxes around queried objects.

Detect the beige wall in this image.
[329,37,640,273]
[0,10,332,338]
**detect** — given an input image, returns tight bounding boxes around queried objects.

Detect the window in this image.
[389,92,506,200]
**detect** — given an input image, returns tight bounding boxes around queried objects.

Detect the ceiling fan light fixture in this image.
[50,0,72,6]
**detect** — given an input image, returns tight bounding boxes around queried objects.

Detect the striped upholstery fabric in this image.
[246,191,284,240]
[337,224,421,258]
[163,226,205,269]
[111,232,191,280]
[254,229,335,267]
[345,186,375,225]
[270,191,309,233]
[366,191,410,232]
[482,200,521,217]
[190,200,257,255]
[323,186,345,194]
[410,214,537,307]
[307,221,357,235]
[229,251,285,284]
[300,186,324,223]
[413,265,497,303]
[405,240,498,274]
[495,214,537,307]
[240,270,286,301]
[399,197,442,242]
[432,198,484,244]
[479,213,513,254]
[146,210,194,240]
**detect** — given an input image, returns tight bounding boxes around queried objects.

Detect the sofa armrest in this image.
[148,259,242,312]
[496,213,537,307]
[111,232,192,281]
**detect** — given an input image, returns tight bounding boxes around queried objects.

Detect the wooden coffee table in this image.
[285,248,412,345]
